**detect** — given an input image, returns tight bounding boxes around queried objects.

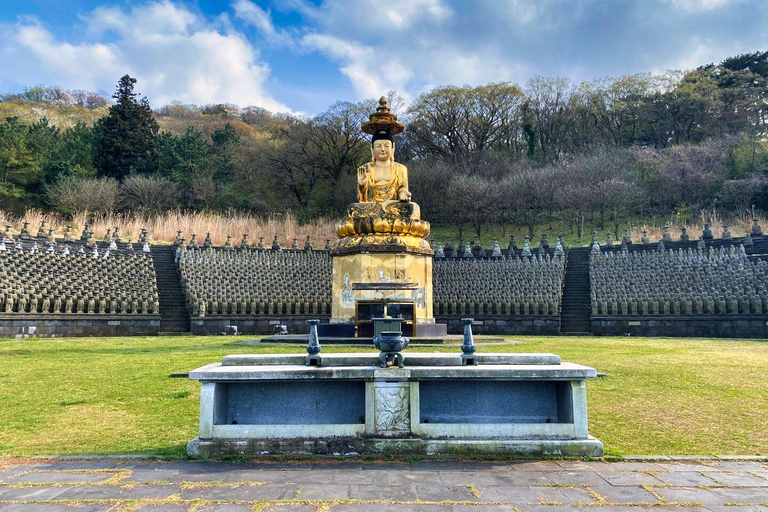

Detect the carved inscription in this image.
[374,385,410,432]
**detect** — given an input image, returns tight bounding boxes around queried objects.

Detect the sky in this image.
[0,0,766,115]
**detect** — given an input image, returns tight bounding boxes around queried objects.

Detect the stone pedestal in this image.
[186,353,603,457]
[331,249,434,327]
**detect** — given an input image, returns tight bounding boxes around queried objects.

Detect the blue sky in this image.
[0,0,766,115]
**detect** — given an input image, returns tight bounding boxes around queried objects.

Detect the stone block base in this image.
[437,315,560,335]
[0,315,160,338]
[591,315,768,338]
[190,315,329,335]
[187,436,603,458]
[187,353,601,458]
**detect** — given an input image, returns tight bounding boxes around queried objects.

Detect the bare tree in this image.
[263,117,324,209]
[720,175,768,216]
[240,106,274,126]
[659,140,723,210]
[408,158,454,224]
[408,83,525,162]
[45,177,120,215]
[503,167,550,240]
[122,175,178,213]
[311,101,369,192]
[448,173,500,238]
[524,76,577,161]
[553,160,594,235]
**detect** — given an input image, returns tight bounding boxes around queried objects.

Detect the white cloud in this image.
[233,0,294,46]
[293,0,452,35]
[2,0,764,114]
[12,20,121,86]
[0,1,290,112]
[295,0,527,102]
[652,36,744,74]
[300,33,413,99]
[662,0,743,13]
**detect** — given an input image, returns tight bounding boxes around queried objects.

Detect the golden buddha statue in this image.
[335,97,431,254]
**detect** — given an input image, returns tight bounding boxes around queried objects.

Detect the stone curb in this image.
[24,454,768,462]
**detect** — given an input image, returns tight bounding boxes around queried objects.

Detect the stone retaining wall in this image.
[591,315,768,338]
[190,315,328,335]
[0,315,161,338]
[436,315,561,335]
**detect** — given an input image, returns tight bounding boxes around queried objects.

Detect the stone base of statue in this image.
[186,353,603,457]
[331,201,439,337]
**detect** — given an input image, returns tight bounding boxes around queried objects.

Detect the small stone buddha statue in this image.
[335,97,430,253]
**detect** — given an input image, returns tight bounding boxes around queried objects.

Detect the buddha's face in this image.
[372,140,394,162]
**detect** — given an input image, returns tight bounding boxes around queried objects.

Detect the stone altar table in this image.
[187,352,603,457]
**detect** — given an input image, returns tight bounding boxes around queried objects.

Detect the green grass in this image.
[0,335,766,457]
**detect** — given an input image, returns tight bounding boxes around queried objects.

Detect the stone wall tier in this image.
[591,315,768,338]
[436,315,561,335]
[0,314,161,338]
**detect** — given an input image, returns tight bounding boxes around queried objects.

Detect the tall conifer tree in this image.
[94,75,159,180]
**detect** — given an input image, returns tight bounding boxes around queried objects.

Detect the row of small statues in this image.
[591,295,767,316]
[2,295,159,315]
[5,217,765,250]
[590,245,768,316]
[434,234,565,259]
[591,219,764,251]
[5,222,150,245]
[0,239,152,255]
[434,257,565,314]
[178,232,332,252]
[190,300,331,318]
[178,248,331,318]
[434,299,560,316]
[0,247,159,315]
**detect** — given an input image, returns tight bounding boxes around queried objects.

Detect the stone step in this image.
[152,246,191,332]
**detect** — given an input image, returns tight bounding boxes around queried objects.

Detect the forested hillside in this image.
[2,51,767,239]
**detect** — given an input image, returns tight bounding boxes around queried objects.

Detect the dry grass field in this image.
[0,210,340,247]
[2,209,764,248]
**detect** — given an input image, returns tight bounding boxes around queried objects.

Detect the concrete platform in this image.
[187,353,602,457]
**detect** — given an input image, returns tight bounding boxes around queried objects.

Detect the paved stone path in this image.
[1,458,767,512]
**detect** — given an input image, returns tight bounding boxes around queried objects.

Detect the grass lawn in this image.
[0,335,766,457]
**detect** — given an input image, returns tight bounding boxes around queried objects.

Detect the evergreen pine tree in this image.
[211,122,239,183]
[94,75,159,180]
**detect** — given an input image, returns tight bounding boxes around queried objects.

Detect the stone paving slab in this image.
[655,471,723,487]
[0,458,766,512]
[0,505,112,512]
[709,471,768,487]
[131,506,187,512]
[4,472,115,485]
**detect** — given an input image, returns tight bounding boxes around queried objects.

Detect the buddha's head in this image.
[371,129,394,164]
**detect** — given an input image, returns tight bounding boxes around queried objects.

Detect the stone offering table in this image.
[187,353,603,457]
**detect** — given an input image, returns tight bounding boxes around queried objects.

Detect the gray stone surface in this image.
[189,361,596,381]
[592,316,768,338]
[437,316,561,335]
[0,316,160,338]
[191,316,327,336]
[226,380,366,425]
[221,353,563,367]
[188,353,600,457]
[1,459,765,512]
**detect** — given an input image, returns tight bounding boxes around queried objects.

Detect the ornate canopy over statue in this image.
[334,97,431,254]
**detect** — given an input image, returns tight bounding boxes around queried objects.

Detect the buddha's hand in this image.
[397,187,412,202]
[357,164,370,186]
